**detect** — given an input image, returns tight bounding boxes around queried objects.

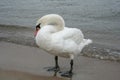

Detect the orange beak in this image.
[34,30,38,37]
[34,28,40,37]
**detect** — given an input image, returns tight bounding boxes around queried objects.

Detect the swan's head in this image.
[35,14,65,36]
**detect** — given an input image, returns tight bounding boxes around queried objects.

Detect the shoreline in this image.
[0,24,120,61]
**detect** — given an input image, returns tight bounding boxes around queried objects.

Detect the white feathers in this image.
[35,14,92,58]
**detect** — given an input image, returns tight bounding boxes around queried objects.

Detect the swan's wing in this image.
[51,27,92,56]
[52,27,84,44]
[51,27,85,55]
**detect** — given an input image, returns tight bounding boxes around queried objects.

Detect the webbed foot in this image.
[60,71,73,78]
[44,66,60,72]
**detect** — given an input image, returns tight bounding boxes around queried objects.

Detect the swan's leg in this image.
[61,59,73,78]
[55,56,59,69]
[69,59,73,73]
[47,56,60,72]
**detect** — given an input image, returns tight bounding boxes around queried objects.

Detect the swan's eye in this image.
[36,23,41,29]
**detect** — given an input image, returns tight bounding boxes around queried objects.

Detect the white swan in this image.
[35,14,92,77]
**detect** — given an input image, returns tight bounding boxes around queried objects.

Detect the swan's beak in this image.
[34,30,38,37]
[34,27,40,37]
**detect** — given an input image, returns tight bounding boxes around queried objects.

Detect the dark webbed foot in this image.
[60,59,74,78]
[44,56,60,72]
[60,71,73,78]
[46,66,60,72]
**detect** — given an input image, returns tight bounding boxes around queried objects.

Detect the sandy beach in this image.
[0,41,120,80]
[0,69,66,80]
[0,0,120,79]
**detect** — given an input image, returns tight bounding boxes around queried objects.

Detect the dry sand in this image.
[0,41,120,80]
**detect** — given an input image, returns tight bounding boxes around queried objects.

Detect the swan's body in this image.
[35,14,92,77]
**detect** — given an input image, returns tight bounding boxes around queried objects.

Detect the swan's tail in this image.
[79,39,92,52]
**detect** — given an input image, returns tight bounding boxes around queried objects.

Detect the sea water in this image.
[0,0,120,29]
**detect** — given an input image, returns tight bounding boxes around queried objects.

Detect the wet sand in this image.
[0,69,66,80]
[0,42,120,80]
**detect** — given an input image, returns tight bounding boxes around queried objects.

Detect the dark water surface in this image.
[0,0,120,29]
